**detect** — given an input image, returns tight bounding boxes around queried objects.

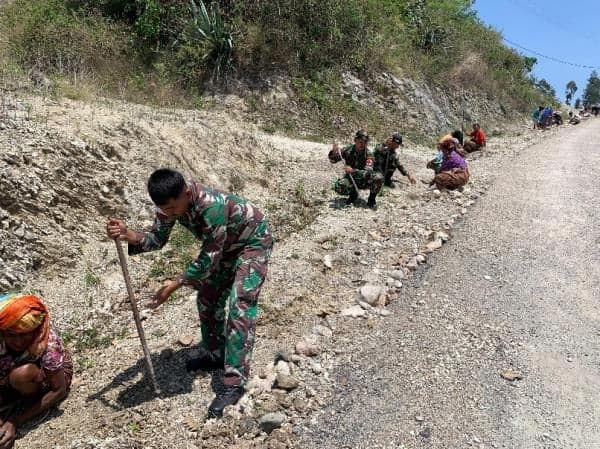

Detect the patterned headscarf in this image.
[0,293,50,357]
[438,134,458,151]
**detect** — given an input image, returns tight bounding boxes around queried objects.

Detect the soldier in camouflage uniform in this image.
[106,168,273,418]
[329,130,383,208]
[373,133,417,188]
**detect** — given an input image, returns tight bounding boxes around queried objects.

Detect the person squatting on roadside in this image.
[373,132,417,188]
[328,130,383,209]
[463,123,486,153]
[0,293,73,448]
[427,136,470,190]
[106,168,273,418]
[532,106,544,129]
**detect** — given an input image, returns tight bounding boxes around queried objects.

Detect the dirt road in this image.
[300,120,600,449]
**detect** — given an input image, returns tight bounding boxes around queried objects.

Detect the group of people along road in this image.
[1,123,488,445]
[329,124,485,209]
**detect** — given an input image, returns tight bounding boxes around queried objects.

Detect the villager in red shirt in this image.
[463,123,486,153]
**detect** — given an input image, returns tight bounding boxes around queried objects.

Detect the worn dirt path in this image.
[300,119,600,449]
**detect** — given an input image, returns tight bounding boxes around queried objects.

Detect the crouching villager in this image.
[106,168,273,418]
[329,130,383,209]
[373,132,417,188]
[0,293,73,447]
[427,136,469,190]
[463,123,486,153]
[568,111,581,125]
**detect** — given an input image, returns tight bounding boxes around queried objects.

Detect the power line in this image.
[502,0,597,43]
[502,37,600,70]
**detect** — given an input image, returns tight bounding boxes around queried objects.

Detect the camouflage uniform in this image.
[328,144,383,195]
[373,143,410,185]
[129,182,273,387]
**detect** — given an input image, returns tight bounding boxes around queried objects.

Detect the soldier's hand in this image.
[107,218,128,240]
[344,165,354,174]
[149,279,182,309]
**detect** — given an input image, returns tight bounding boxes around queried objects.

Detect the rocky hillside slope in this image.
[0,86,568,449]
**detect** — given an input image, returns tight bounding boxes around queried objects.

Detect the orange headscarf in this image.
[0,293,50,357]
[438,134,458,151]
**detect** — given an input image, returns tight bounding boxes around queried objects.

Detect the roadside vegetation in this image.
[0,0,560,133]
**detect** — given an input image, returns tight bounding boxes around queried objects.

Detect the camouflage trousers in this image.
[195,220,273,386]
[333,170,383,195]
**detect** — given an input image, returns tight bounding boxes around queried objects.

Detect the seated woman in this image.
[0,293,72,447]
[463,123,486,153]
[427,136,469,190]
[426,130,466,172]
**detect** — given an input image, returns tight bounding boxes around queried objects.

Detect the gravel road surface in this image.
[300,120,600,449]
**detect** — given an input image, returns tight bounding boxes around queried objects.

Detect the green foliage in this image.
[134,0,163,47]
[0,0,549,115]
[84,270,100,287]
[73,326,113,350]
[294,181,309,207]
[565,80,577,105]
[583,70,600,106]
[174,0,233,84]
[2,0,131,77]
[535,78,556,99]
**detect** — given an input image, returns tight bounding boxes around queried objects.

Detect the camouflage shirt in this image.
[328,144,374,171]
[129,182,269,282]
[373,143,409,176]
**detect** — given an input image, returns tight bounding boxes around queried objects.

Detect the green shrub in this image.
[3,0,131,78]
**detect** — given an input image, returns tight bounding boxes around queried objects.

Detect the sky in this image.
[472,0,599,103]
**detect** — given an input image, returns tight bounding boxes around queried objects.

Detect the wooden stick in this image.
[114,239,160,394]
[336,145,360,193]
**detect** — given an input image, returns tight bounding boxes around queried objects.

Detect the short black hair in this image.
[147,168,186,206]
[451,129,464,145]
[354,129,369,141]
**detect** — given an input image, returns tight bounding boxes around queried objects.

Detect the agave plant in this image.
[189,0,233,81]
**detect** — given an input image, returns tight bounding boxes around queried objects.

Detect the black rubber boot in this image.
[207,385,245,418]
[346,189,358,205]
[185,349,224,372]
[367,193,377,209]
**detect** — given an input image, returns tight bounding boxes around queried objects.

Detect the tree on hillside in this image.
[582,70,600,106]
[575,98,582,109]
[565,80,577,105]
[535,78,556,99]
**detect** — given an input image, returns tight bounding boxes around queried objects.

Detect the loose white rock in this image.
[390,270,406,280]
[259,412,286,433]
[359,284,385,305]
[341,305,367,318]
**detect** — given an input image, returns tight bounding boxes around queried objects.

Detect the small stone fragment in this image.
[259,412,286,434]
[177,335,194,346]
[500,369,523,381]
[274,373,299,391]
[341,305,367,318]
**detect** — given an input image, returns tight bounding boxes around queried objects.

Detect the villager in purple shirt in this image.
[427,136,469,190]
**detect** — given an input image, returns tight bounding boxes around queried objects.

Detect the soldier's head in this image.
[384,132,402,150]
[472,123,480,130]
[353,129,369,150]
[147,168,192,216]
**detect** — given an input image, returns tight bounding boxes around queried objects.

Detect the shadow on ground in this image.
[87,346,220,410]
